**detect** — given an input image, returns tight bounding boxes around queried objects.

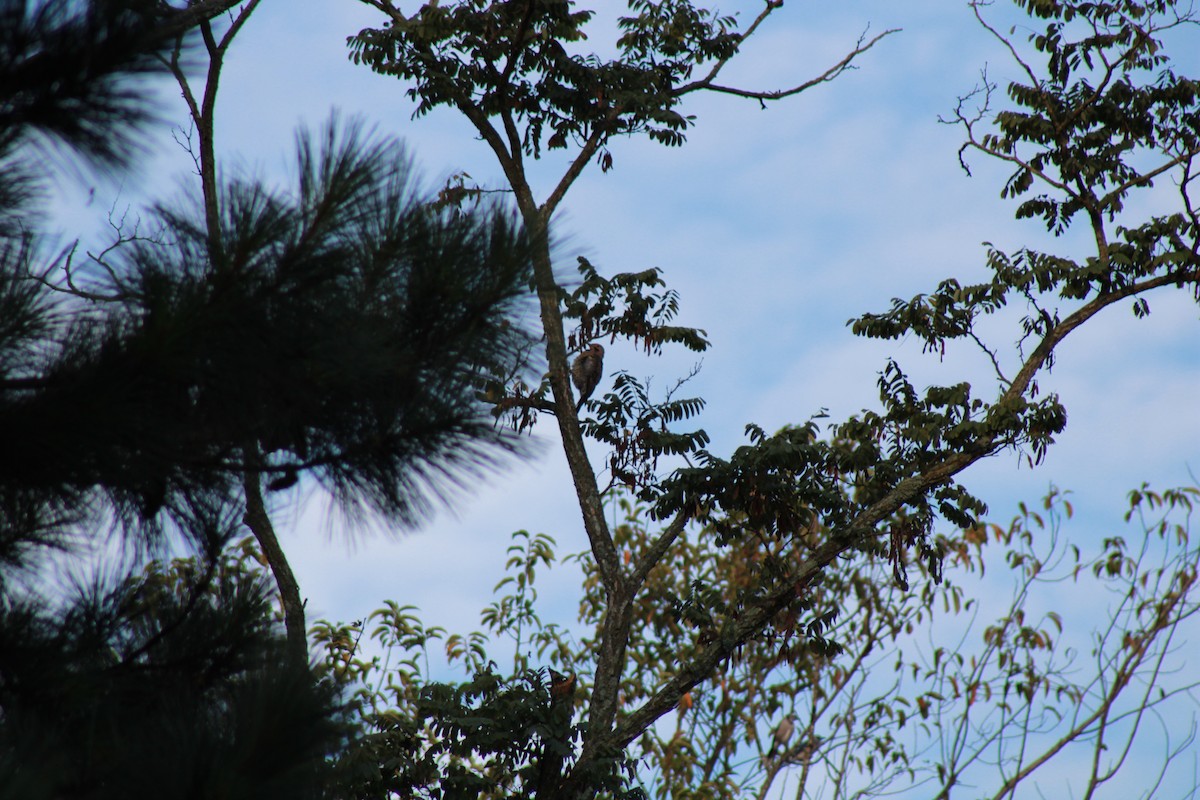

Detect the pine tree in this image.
[0,3,542,796]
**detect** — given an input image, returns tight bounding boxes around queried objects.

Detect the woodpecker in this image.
[570,343,604,410]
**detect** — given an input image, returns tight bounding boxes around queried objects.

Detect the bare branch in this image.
[543,121,613,221]
[672,0,783,96]
[630,510,689,590]
[170,121,204,178]
[151,0,246,42]
[968,329,1009,385]
[356,0,407,24]
[494,394,557,415]
[675,27,899,103]
[970,1,1040,88]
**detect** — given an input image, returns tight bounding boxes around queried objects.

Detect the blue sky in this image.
[51,0,1200,733]
[166,0,1198,641]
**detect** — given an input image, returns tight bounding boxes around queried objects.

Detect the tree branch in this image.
[674,27,898,102]
[630,510,689,590]
[152,0,246,42]
[543,121,613,220]
[602,264,1200,759]
[243,444,307,665]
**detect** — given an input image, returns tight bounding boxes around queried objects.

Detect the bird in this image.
[766,714,795,760]
[548,669,577,705]
[570,343,604,410]
[539,668,578,798]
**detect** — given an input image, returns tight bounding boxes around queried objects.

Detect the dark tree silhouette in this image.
[0,2,542,796]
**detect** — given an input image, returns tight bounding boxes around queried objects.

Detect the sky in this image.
[113,0,1195,643]
[45,0,1200,792]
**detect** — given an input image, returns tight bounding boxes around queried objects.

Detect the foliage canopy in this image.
[3,0,1200,798]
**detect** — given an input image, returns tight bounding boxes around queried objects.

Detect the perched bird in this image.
[570,343,605,410]
[548,669,577,705]
[539,668,578,798]
[766,714,795,760]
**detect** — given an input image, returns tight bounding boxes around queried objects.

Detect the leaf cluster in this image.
[574,494,950,798]
[559,258,711,495]
[2,115,541,539]
[564,256,709,356]
[996,2,1198,228]
[0,0,178,177]
[0,534,347,800]
[490,255,711,479]
[349,0,743,163]
[316,531,645,800]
